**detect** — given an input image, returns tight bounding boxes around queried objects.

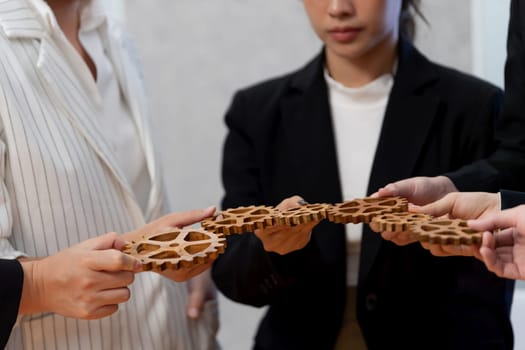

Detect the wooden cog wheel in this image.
[123,228,226,271]
[327,196,408,224]
[200,205,277,235]
[370,212,433,233]
[275,203,329,226]
[411,218,482,245]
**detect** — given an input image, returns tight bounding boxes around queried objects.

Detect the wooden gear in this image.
[370,212,433,233]
[196,196,482,247]
[410,218,482,245]
[200,205,277,235]
[327,196,408,224]
[275,203,330,226]
[123,228,226,271]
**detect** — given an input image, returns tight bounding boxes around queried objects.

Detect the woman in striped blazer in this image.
[0,0,219,349]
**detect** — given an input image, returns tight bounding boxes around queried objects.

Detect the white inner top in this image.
[325,69,394,286]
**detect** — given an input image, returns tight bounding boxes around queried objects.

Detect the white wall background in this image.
[103,1,519,349]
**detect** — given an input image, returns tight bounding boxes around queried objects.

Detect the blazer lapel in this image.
[103,22,161,218]
[359,40,440,282]
[280,53,343,204]
[280,53,347,259]
[36,36,136,197]
[0,0,142,208]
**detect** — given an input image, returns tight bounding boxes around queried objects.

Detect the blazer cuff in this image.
[500,189,525,209]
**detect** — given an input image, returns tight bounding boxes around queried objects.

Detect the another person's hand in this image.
[122,206,218,282]
[374,176,458,246]
[376,175,457,205]
[412,192,501,258]
[470,205,525,280]
[254,195,319,255]
[186,269,217,319]
[19,232,141,320]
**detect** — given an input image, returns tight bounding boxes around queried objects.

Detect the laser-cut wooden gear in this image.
[369,212,433,233]
[275,203,330,226]
[327,196,408,224]
[411,218,482,245]
[123,228,226,271]
[200,205,277,235]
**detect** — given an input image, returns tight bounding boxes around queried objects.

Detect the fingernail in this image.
[205,205,216,212]
[297,199,308,205]
[188,307,199,319]
[134,260,142,271]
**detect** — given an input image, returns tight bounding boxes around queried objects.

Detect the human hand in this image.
[122,206,219,282]
[470,205,525,280]
[19,232,141,319]
[373,176,458,246]
[254,195,319,255]
[123,206,216,243]
[186,269,217,319]
[412,192,501,258]
[375,175,457,205]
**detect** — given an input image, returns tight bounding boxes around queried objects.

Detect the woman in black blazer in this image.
[212,0,525,349]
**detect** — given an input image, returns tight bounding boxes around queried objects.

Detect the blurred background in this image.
[104,1,517,349]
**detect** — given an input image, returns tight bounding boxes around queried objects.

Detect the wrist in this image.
[19,258,46,315]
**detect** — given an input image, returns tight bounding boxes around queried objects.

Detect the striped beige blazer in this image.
[0,0,218,349]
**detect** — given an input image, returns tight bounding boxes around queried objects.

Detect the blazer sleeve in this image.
[500,189,525,209]
[0,259,23,349]
[447,0,525,192]
[211,91,321,307]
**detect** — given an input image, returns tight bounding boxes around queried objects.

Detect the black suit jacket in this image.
[213,38,525,349]
[0,259,23,349]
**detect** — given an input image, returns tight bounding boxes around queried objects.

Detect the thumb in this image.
[187,288,204,319]
[82,232,122,251]
[165,206,216,229]
[86,249,142,272]
[377,180,415,199]
[412,196,454,217]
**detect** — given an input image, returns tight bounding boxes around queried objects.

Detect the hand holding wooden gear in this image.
[124,195,483,271]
